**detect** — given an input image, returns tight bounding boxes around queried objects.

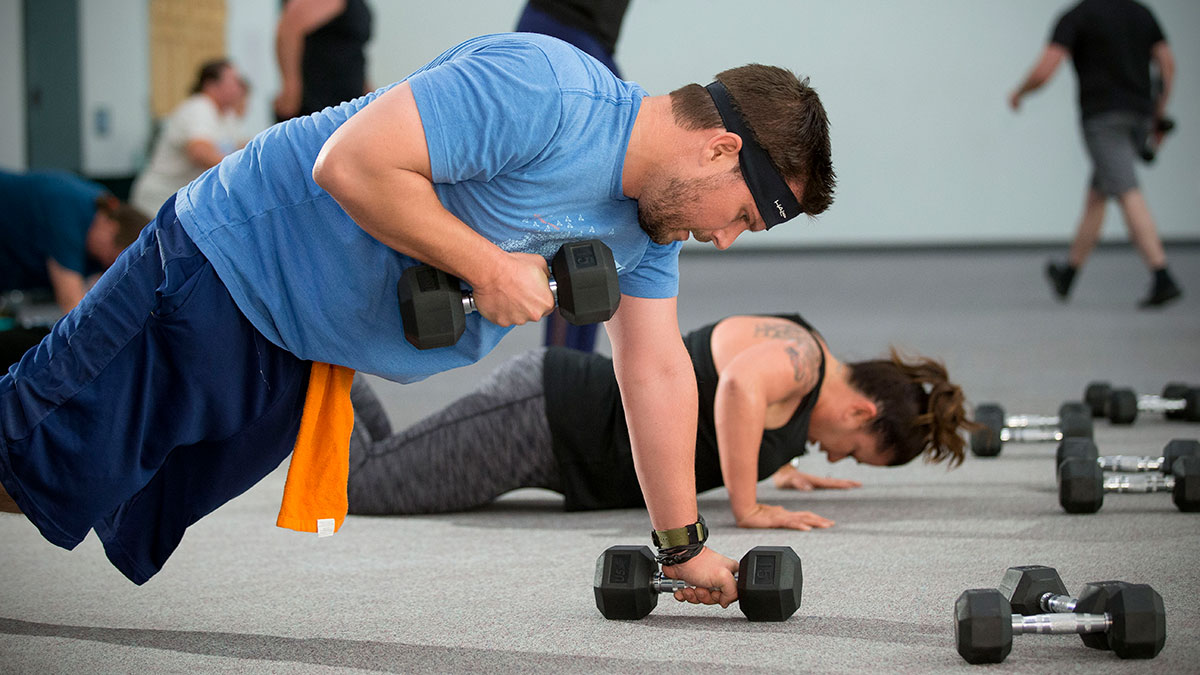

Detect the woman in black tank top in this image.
[346,314,974,530]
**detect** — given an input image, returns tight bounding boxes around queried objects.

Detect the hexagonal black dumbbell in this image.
[1108,383,1200,425]
[970,401,1092,457]
[997,565,1131,650]
[593,545,801,622]
[397,239,620,349]
[1058,454,1200,513]
[1084,381,1113,418]
[955,585,1166,664]
[1057,438,1200,477]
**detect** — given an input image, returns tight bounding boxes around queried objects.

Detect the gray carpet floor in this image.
[2,244,1198,673]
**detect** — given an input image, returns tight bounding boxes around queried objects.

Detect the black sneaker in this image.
[1138,279,1182,309]
[1045,261,1073,300]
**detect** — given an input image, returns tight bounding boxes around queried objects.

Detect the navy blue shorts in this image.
[0,196,310,584]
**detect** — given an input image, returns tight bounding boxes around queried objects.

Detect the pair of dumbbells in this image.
[1056,438,1200,513]
[1084,381,1200,424]
[954,564,1166,664]
[970,401,1092,457]
[593,545,801,622]
[397,239,620,350]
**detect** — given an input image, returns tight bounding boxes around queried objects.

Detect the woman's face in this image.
[817,427,892,466]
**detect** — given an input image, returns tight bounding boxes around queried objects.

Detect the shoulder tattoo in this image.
[753,321,808,341]
[783,335,821,391]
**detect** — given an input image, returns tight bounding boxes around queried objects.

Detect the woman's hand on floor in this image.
[772,466,862,492]
[734,503,834,531]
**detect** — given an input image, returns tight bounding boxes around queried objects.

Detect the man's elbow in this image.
[312,140,352,196]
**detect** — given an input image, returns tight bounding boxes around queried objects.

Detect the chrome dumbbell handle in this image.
[1098,455,1165,473]
[1002,427,1061,443]
[1038,592,1077,614]
[1103,473,1174,493]
[1012,612,1111,636]
[461,279,558,314]
[1004,414,1060,429]
[1138,394,1187,414]
[649,571,737,593]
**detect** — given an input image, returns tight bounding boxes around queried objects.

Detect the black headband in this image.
[705,81,802,229]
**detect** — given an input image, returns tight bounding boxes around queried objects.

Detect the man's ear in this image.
[704,130,742,165]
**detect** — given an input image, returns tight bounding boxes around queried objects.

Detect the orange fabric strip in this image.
[276,362,356,534]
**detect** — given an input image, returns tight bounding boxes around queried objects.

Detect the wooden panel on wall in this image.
[149,0,226,118]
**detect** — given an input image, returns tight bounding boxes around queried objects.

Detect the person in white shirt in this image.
[130,59,247,215]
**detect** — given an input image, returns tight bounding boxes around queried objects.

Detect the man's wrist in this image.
[652,515,707,566]
[651,514,707,548]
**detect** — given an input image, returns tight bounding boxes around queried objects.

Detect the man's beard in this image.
[637,172,733,245]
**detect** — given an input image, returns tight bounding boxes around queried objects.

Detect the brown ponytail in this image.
[847,348,980,468]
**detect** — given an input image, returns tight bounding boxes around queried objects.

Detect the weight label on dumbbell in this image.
[572,248,597,268]
[752,555,776,587]
[415,267,442,292]
[609,553,631,584]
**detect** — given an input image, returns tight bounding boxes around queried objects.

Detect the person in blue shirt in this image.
[0,34,835,604]
[0,170,148,312]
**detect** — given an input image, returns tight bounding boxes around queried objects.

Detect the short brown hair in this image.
[95,195,150,249]
[848,348,978,468]
[191,58,232,95]
[668,65,835,215]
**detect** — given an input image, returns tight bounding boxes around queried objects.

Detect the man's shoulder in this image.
[437,33,630,93]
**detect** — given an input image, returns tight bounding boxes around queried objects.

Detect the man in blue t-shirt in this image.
[1008,0,1180,308]
[0,34,835,597]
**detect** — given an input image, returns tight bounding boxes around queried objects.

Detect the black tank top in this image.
[300,0,372,115]
[544,314,825,511]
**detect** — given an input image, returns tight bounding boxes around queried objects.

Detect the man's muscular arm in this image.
[313,83,552,327]
[607,296,740,605]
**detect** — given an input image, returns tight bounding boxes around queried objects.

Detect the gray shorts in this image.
[1081,111,1151,197]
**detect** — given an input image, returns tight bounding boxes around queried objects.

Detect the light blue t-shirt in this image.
[175,34,680,383]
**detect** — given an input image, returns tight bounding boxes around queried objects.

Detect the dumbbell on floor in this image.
[998,564,1134,650]
[1108,385,1200,425]
[1084,381,1198,422]
[397,239,620,349]
[593,545,802,621]
[1058,454,1200,513]
[970,401,1093,457]
[954,585,1166,664]
[1057,438,1200,476]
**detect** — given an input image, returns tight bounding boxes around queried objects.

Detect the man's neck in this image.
[622,95,675,200]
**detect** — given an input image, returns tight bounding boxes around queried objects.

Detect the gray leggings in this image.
[346,349,562,514]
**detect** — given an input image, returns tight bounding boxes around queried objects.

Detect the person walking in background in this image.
[516,0,631,351]
[274,0,373,121]
[1009,0,1180,308]
[130,59,248,216]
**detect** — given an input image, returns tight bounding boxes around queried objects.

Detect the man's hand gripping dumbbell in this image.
[398,239,620,349]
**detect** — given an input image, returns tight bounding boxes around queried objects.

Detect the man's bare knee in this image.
[0,484,22,514]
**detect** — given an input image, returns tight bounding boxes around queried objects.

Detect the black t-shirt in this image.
[1051,0,1166,119]
[544,314,825,511]
[527,0,630,54]
[300,0,372,115]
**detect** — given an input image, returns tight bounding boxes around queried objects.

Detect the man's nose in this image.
[712,225,746,250]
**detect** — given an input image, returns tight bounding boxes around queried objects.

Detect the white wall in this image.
[0,0,25,170]
[225,0,281,138]
[79,0,150,176]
